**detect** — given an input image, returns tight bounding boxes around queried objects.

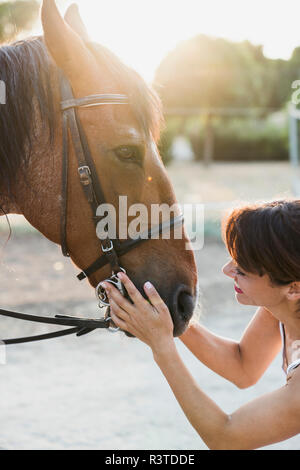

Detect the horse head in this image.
[5,0,198,337]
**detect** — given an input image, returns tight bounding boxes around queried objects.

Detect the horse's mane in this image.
[0,36,163,197]
[0,37,55,196]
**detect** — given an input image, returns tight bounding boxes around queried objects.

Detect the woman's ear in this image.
[286,282,300,301]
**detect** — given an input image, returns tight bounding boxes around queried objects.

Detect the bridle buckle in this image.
[101,240,114,253]
[95,268,126,309]
[78,166,92,186]
[105,315,121,333]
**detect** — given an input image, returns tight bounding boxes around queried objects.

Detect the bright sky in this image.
[35,0,300,83]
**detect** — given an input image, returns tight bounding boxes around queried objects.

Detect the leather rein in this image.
[0,71,184,346]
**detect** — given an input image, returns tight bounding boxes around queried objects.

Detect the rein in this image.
[0,71,184,346]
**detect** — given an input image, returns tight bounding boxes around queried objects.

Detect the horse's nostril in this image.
[174,286,195,325]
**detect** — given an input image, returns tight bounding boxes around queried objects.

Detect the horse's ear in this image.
[41,0,96,78]
[64,3,90,43]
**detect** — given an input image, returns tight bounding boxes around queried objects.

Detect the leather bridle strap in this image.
[61,111,70,257]
[61,94,129,111]
[0,308,110,345]
[77,214,185,281]
[3,329,81,346]
[59,72,128,273]
[59,73,185,285]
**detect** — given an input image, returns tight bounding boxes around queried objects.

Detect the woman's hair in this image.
[222,200,300,286]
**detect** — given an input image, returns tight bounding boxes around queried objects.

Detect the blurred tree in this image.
[154,35,295,111]
[0,0,39,42]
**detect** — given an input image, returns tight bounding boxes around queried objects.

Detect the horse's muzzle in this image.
[171,285,195,337]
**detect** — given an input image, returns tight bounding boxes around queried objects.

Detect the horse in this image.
[0,0,198,338]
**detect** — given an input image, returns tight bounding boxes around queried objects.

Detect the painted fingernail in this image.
[144,282,153,290]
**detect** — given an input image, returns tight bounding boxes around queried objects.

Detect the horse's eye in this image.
[114,146,141,162]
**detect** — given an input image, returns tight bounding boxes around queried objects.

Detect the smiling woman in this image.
[106,199,300,450]
[223,201,300,286]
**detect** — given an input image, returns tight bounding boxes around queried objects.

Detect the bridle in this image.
[0,71,184,346]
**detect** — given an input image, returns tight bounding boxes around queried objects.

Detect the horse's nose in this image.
[171,285,195,337]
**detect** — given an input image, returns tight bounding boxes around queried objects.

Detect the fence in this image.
[165,107,278,166]
[288,104,300,196]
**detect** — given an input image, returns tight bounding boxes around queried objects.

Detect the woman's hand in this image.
[101,272,174,353]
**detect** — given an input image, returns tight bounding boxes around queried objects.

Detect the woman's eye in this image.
[235,268,245,276]
[114,146,141,162]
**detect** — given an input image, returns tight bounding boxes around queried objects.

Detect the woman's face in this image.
[222,259,288,309]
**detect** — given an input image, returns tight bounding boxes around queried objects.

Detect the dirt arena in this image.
[0,162,299,450]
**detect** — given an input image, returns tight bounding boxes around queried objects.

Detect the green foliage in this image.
[155,35,297,163]
[158,129,173,166]
[158,118,184,166]
[206,117,288,162]
[154,35,296,111]
[159,113,289,163]
[0,0,39,42]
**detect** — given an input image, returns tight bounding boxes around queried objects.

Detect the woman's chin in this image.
[235,293,253,305]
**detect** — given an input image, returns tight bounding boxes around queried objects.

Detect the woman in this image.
[101,200,300,450]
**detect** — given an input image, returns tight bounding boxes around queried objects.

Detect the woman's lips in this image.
[234,285,244,294]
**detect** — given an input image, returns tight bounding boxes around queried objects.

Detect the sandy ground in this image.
[0,161,299,450]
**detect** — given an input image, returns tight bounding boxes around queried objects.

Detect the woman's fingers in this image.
[117,272,148,307]
[115,273,169,315]
[117,273,165,309]
[110,310,128,331]
[109,301,137,336]
[102,274,171,331]
[143,281,168,312]
[105,274,174,347]
[109,298,129,322]
[101,281,134,314]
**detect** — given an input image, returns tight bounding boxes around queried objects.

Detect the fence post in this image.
[289,105,300,196]
[289,112,298,167]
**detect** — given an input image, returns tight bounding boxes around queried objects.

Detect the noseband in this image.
[0,71,184,345]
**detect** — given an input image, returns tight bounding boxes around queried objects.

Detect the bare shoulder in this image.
[248,306,281,336]
[285,367,300,417]
[287,365,300,390]
[242,306,280,338]
[238,306,281,385]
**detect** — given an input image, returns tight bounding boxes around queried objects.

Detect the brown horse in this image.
[0,0,198,337]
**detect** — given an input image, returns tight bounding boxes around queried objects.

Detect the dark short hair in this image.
[222,200,300,286]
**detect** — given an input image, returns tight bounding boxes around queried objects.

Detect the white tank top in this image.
[279,323,300,375]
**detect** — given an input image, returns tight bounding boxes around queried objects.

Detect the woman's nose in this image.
[222,260,235,279]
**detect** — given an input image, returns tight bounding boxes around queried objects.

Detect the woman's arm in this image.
[104,274,300,450]
[180,308,282,388]
[153,341,300,450]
